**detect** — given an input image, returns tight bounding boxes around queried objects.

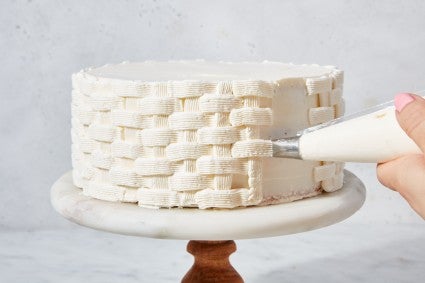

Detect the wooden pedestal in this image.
[182,240,244,283]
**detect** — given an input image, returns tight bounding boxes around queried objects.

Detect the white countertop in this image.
[1,223,424,283]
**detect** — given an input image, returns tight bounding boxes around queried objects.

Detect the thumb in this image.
[395,93,425,153]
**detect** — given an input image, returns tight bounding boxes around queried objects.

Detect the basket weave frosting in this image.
[71,62,345,209]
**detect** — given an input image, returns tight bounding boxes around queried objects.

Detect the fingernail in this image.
[395,93,415,112]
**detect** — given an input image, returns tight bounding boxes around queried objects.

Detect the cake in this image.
[71,61,345,209]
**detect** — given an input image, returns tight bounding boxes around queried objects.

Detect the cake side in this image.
[71,61,345,209]
[71,74,274,209]
[260,70,345,205]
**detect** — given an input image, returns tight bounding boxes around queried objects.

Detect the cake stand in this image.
[51,170,365,282]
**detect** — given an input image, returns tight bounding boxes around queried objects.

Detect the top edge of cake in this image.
[82,60,338,82]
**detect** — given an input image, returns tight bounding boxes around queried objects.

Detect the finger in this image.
[395,93,425,153]
[376,162,396,191]
[377,154,425,218]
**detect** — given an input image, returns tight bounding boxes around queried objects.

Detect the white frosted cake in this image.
[71,61,345,209]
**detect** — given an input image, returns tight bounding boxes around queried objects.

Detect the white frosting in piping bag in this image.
[300,106,421,163]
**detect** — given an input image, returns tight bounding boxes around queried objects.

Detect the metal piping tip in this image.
[272,136,301,159]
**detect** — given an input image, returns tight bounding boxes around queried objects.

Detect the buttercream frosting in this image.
[71,61,345,209]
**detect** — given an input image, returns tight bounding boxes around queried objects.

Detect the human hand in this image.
[377,93,425,219]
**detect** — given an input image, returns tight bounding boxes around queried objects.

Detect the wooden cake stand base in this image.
[182,240,242,283]
[51,170,365,282]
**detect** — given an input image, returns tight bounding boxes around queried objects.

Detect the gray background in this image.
[2,0,425,230]
[2,1,425,282]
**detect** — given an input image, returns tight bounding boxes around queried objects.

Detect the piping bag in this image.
[272,96,423,163]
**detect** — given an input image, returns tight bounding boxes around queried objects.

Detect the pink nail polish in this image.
[394,93,415,112]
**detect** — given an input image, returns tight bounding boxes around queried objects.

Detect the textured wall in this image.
[1,0,424,229]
